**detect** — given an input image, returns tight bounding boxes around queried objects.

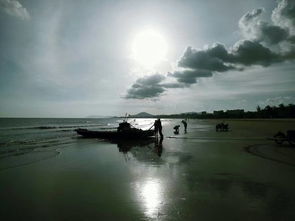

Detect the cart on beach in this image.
[270,130,295,146]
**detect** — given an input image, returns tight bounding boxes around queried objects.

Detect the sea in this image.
[0,117,155,170]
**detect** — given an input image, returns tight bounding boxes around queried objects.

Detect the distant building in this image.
[201,111,207,115]
[226,109,244,117]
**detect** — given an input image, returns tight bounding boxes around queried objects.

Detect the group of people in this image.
[153,118,188,137]
[173,120,187,134]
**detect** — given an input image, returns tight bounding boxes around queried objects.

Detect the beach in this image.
[1,118,295,220]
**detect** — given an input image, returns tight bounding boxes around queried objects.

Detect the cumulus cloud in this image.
[179,40,281,67]
[125,74,187,99]
[169,69,213,84]
[272,0,295,34]
[125,74,166,99]
[231,40,281,66]
[178,44,234,72]
[239,8,289,45]
[160,82,187,88]
[125,0,295,99]
[0,0,30,20]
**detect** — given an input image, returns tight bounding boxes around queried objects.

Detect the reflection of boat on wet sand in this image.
[75,121,155,139]
[114,138,164,161]
[115,138,156,153]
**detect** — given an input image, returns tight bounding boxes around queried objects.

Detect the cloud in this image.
[0,0,30,20]
[178,44,235,72]
[169,69,213,84]
[160,82,187,88]
[272,0,295,34]
[239,8,289,45]
[125,74,166,99]
[125,0,295,100]
[231,40,281,66]
[238,8,264,36]
[125,74,187,99]
[179,40,282,68]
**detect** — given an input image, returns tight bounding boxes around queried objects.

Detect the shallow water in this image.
[0,117,151,170]
[0,118,295,220]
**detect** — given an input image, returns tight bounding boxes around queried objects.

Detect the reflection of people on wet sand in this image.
[155,136,163,157]
[216,122,229,132]
[181,120,187,133]
[154,118,164,139]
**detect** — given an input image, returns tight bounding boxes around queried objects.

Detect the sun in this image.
[131,28,168,68]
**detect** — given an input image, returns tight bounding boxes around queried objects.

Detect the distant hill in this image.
[86,115,114,118]
[130,112,155,118]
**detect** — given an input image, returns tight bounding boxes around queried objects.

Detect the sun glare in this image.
[135,179,163,218]
[131,29,168,68]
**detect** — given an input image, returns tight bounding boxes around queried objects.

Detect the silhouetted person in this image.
[154,118,163,139]
[181,120,187,133]
[154,119,158,136]
[174,125,180,134]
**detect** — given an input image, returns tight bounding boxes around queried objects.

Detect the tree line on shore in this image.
[132,104,295,119]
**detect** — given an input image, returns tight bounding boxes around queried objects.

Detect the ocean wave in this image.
[0,123,107,131]
[0,134,76,150]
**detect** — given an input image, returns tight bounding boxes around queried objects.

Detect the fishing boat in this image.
[75,121,155,139]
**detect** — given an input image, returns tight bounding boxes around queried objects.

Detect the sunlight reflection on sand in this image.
[135,178,163,218]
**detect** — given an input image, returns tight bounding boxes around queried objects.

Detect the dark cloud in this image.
[258,22,289,44]
[160,82,186,88]
[178,45,234,72]
[169,69,213,84]
[125,74,166,99]
[231,40,281,66]
[125,74,188,99]
[289,35,295,43]
[172,40,281,86]
[0,0,30,20]
[136,74,165,86]
[178,39,281,68]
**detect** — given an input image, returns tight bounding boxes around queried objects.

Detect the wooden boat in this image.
[75,128,154,139]
[75,122,155,139]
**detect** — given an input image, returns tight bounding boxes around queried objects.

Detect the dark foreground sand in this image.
[1,119,295,221]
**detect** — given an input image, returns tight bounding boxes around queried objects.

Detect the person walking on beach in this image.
[154,119,163,139]
[182,119,187,133]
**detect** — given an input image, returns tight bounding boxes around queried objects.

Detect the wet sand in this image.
[1,119,295,220]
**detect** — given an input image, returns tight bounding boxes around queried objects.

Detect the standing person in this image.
[157,119,163,139]
[181,119,187,133]
[154,119,163,139]
[154,119,159,137]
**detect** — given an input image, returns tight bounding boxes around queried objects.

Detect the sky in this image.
[0,0,294,117]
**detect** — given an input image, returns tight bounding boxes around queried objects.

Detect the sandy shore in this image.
[1,119,295,220]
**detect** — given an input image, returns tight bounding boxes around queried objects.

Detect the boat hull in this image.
[75,128,155,139]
